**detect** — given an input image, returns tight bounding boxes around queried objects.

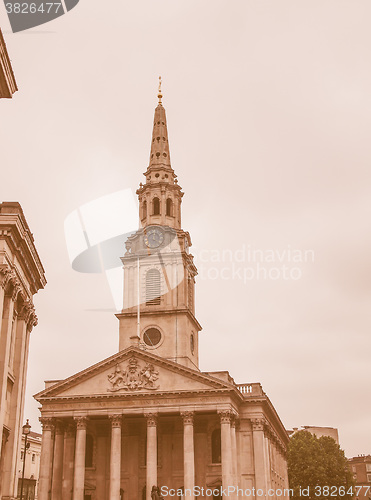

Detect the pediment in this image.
[34,347,232,400]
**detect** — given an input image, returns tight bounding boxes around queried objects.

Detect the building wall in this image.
[0,203,46,500]
[348,456,371,500]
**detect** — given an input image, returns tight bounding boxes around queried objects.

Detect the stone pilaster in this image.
[145,412,158,500]
[181,411,195,500]
[251,418,268,496]
[231,415,239,489]
[38,418,55,500]
[109,414,122,500]
[72,417,88,500]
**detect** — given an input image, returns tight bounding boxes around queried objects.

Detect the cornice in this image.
[35,387,240,405]
[116,308,202,331]
[0,208,46,294]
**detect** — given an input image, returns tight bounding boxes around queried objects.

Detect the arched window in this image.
[85,434,93,468]
[153,197,160,215]
[211,428,221,464]
[142,200,147,219]
[146,269,161,305]
[166,198,173,216]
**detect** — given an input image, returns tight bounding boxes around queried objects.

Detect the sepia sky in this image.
[1,0,370,457]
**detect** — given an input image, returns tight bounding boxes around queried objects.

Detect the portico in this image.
[38,408,240,500]
[34,346,289,500]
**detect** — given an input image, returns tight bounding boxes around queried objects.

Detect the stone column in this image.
[52,420,65,500]
[231,416,238,489]
[145,413,158,500]
[72,417,88,500]
[62,423,75,500]
[109,414,122,500]
[219,410,234,498]
[181,411,195,500]
[38,418,55,500]
[96,425,108,500]
[251,418,268,496]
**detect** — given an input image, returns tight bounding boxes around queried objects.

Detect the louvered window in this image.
[146,269,161,305]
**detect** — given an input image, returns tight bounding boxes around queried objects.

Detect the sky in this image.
[1,0,370,457]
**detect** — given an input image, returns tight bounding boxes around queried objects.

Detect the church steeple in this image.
[118,83,201,369]
[148,76,171,169]
[137,78,183,229]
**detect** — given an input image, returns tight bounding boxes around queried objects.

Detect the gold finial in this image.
[158,75,162,104]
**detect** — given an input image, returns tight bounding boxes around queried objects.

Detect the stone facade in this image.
[34,89,289,500]
[0,202,46,500]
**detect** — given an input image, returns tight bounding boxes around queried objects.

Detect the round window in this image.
[190,334,195,354]
[143,328,162,347]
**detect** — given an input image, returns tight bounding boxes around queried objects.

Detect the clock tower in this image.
[116,79,202,370]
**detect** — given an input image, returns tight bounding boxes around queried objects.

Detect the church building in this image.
[34,85,290,500]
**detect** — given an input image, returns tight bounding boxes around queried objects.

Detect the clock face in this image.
[144,227,164,248]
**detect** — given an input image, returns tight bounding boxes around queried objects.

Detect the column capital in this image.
[181,411,194,425]
[230,414,240,429]
[39,417,55,432]
[74,416,88,430]
[18,299,38,330]
[250,418,266,431]
[0,265,12,289]
[218,410,233,424]
[109,414,122,428]
[144,412,158,427]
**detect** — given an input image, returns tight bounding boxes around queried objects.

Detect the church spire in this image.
[158,75,162,105]
[148,77,172,170]
[136,79,184,229]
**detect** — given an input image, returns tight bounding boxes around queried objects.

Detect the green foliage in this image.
[287,431,354,500]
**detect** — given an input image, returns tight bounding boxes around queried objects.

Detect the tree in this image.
[287,431,354,500]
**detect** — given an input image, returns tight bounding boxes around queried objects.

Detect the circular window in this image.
[190,334,195,354]
[143,328,162,347]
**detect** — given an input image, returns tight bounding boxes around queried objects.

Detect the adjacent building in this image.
[0,202,46,500]
[34,88,290,500]
[348,456,371,500]
[288,426,339,444]
[17,431,42,500]
[0,28,17,98]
